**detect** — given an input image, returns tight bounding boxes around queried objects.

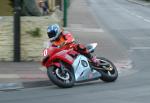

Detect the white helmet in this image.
[47,24,61,41]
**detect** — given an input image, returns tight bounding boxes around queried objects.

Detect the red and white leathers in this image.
[51,31,100,66]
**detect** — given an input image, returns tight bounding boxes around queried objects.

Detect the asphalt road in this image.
[0,0,150,103]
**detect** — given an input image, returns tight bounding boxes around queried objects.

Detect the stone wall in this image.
[0,17,13,61]
[0,12,62,61]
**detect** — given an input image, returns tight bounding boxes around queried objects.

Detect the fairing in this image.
[72,55,101,81]
[43,48,74,68]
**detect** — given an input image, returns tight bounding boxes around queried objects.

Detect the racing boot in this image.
[91,56,110,70]
[90,56,101,67]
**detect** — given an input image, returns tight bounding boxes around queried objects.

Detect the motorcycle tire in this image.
[47,66,75,88]
[97,57,118,82]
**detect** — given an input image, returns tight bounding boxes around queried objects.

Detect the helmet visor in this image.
[47,31,56,38]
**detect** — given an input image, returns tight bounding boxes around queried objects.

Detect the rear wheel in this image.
[47,66,75,88]
[96,57,118,82]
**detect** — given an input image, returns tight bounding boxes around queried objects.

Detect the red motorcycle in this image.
[42,43,118,88]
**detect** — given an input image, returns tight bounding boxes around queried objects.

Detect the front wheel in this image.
[47,66,75,88]
[96,57,118,82]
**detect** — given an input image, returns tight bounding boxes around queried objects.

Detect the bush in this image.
[26,27,42,37]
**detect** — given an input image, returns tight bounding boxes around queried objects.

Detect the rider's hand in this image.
[59,42,66,47]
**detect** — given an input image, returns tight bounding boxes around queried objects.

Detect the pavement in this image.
[0,0,140,91]
[0,62,51,91]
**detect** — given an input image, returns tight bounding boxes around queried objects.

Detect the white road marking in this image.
[131,37,150,40]
[69,24,83,28]
[131,47,150,50]
[143,19,150,23]
[136,15,143,18]
[130,37,150,50]
[118,5,150,23]
[126,9,150,23]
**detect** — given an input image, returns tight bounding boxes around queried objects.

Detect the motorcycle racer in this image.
[47,24,100,67]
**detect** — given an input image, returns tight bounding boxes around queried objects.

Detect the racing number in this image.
[43,49,48,56]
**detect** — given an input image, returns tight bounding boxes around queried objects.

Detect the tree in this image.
[9,0,42,16]
[9,0,14,7]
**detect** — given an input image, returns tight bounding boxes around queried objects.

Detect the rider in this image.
[47,24,100,67]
